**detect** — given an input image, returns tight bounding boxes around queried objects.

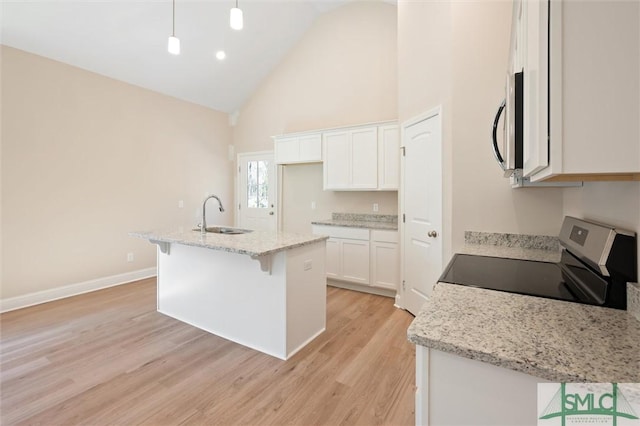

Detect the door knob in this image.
[269,211,274,216]
[428,230,438,238]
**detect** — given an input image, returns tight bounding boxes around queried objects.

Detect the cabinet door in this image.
[371,242,398,290]
[274,137,299,164]
[341,239,370,284]
[350,127,378,189]
[325,238,340,279]
[323,131,350,189]
[298,134,322,162]
[377,125,400,190]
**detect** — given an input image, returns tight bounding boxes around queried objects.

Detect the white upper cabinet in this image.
[377,125,400,190]
[274,121,400,189]
[348,127,378,189]
[518,0,640,181]
[323,130,352,189]
[323,123,399,191]
[274,133,322,165]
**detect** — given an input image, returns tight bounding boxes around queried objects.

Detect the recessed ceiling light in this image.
[216,51,226,60]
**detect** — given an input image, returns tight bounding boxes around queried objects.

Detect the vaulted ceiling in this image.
[1,0,359,113]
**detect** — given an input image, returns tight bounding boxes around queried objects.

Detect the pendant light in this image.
[168,0,180,54]
[230,0,243,30]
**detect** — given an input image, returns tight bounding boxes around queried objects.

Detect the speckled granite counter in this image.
[460,243,561,263]
[408,283,640,382]
[461,230,561,262]
[129,228,328,257]
[312,213,398,231]
[407,231,640,383]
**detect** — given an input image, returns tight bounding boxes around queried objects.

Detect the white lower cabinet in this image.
[317,226,370,285]
[416,346,546,426]
[370,230,399,290]
[325,238,341,279]
[339,238,370,284]
[312,225,398,292]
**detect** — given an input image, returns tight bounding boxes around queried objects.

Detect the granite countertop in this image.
[408,283,640,382]
[460,243,561,263]
[407,231,640,383]
[312,213,398,231]
[461,230,561,262]
[129,228,328,257]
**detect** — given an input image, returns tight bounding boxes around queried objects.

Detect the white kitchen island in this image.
[130,228,328,360]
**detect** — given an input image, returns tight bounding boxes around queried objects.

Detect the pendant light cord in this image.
[172,0,176,36]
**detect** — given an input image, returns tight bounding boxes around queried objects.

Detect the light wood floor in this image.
[0,278,416,425]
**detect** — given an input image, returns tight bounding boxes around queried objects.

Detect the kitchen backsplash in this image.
[465,231,559,251]
[332,213,398,223]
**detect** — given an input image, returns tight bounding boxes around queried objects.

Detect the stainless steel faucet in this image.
[201,194,225,234]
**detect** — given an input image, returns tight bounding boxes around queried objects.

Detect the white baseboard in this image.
[394,294,403,310]
[0,267,157,313]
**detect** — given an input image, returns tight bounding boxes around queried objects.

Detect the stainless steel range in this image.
[439,217,637,310]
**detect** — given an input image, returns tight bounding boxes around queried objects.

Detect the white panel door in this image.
[402,109,443,316]
[238,152,277,231]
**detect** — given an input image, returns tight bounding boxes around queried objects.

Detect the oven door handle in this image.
[559,263,606,306]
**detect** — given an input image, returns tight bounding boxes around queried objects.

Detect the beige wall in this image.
[398,0,454,258]
[449,1,564,252]
[233,1,398,232]
[282,164,398,234]
[398,0,564,260]
[1,46,233,300]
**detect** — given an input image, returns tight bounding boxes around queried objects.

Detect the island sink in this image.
[193,226,253,235]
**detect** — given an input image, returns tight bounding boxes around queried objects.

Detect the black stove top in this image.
[439,218,636,310]
[439,254,582,304]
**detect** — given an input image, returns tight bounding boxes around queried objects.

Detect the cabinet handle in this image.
[428,230,438,238]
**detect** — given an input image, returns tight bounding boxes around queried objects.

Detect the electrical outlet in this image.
[303,260,312,271]
[127,252,134,262]
[373,203,379,212]
[311,201,316,210]
[178,200,184,208]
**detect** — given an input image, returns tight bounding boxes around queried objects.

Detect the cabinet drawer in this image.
[312,225,369,240]
[371,229,398,243]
